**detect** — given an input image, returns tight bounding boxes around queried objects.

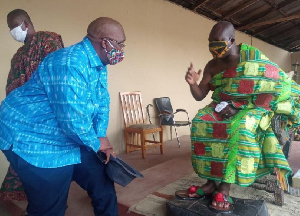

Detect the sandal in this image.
[175,185,211,200]
[208,191,234,213]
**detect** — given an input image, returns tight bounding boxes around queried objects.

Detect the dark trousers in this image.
[2,146,118,216]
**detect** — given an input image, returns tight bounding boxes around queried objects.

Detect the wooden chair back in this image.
[119,91,145,128]
[119,91,164,158]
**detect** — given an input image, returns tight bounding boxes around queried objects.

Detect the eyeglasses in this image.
[101,37,126,48]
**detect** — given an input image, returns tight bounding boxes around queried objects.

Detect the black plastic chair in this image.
[154,97,191,147]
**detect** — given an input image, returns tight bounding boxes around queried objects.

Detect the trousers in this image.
[2,146,118,216]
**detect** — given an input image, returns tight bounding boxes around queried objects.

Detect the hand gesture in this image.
[98,137,116,164]
[185,62,202,85]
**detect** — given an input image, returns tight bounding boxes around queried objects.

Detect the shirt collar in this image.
[82,36,104,68]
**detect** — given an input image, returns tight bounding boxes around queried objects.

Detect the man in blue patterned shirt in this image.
[0,17,126,216]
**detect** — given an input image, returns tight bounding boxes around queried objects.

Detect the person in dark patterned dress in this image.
[0,9,64,203]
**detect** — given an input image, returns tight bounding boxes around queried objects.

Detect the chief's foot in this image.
[209,183,233,213]
[175,180,217,200]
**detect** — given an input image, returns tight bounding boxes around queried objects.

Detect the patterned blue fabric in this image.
[0,37,110,168]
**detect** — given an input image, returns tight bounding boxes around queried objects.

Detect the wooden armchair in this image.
[119,91,164,159]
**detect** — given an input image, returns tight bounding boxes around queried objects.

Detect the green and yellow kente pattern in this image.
[191,44,300,187]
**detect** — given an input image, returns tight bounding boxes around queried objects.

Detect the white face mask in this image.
[10,21,28,43]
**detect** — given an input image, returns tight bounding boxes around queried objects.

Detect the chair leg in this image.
[174,126,180,148]
[160,129,164,155]
[125,131,130,154]
[152,134,156,141]
[170,126,172,140]
[141,132,146,159]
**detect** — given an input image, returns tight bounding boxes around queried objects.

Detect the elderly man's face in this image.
[208,29,233,59]
[102,38,125,51]
[100,25,126,65]
[87,20,126,65]
[103,26,126,51]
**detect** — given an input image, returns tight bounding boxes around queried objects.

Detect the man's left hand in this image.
[219,105,238,119]
[99,137,116,164]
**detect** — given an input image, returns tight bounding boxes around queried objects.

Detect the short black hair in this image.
[7,9,32,24]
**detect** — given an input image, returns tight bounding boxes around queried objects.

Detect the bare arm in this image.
[185,62,211,101]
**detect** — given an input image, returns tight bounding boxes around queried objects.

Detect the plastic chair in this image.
[120,92,164,159]
[154,97,191,147]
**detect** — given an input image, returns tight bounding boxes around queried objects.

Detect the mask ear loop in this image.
[20,21,29,32]
[228,37,235,49]
[102,39,116,53]
[105,39,115,49]
[19,21,24,28]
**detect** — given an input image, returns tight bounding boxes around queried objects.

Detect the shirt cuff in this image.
[87,138,100,152]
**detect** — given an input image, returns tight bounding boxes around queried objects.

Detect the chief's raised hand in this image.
[185,62,202,85]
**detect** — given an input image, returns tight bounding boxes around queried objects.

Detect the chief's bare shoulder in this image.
[203,58,219,75]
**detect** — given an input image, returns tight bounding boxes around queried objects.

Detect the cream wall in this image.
[0,0,291,183]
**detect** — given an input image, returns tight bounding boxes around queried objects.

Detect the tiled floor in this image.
[0,136,299,216]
